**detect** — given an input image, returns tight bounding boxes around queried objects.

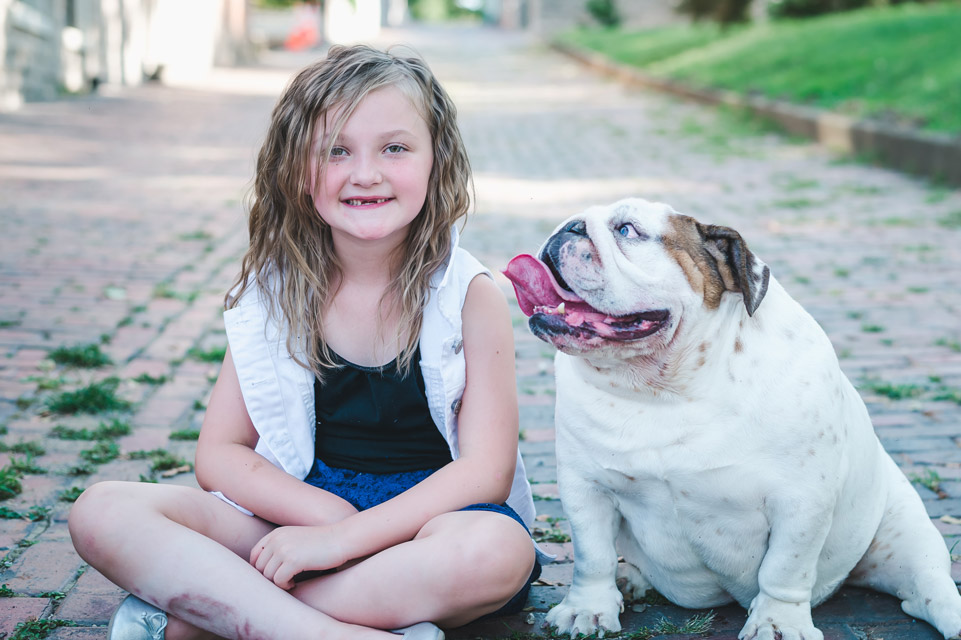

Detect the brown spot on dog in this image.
[663,215,731,310]
[699,342,708,353]
[696,356,706,368]
[734,337,743,353]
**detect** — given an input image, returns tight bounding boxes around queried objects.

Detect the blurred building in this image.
[0,0,250,111]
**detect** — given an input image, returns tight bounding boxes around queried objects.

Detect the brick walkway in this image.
[1,24,960,640]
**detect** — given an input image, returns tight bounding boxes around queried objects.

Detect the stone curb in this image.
[549,40,961,187]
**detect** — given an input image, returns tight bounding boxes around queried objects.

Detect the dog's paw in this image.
[615,562,652,602]
[739,593,822,640]
[545,587,623,638]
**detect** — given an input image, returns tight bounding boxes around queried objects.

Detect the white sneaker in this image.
[392,622,445,640]
[107,595,167,640]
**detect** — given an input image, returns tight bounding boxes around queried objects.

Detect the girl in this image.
[69,44,544,640]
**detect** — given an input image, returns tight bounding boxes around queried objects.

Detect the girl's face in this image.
[310,85,434,249]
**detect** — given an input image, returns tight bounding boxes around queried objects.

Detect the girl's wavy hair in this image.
[227,44,473,378]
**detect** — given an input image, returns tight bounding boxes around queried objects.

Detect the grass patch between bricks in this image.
[0,465,24,500]
[9,619,76,640]
[170,429,200,441]
[79,441,120,465]
[50,418,131,441]
[0,441,46,456]
[45,377,131,415]
[48,343,112,368]
[130,448,191,473]
[187,345,227,363]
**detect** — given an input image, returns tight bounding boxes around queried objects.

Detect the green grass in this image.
[9,619,76,640]
[50,419,131,441]
[59,486,85,502]
[0,465,24,500]
[558,3,961,133]
[0,441,45,456]
[79,441,120,465]
[45,378,131,415]
[187,345,227,363]
[169,429,200,441]
[48,343,112,368]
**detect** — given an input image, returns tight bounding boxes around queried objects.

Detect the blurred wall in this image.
[0,0,250,112]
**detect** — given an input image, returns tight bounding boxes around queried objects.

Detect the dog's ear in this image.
[698,223,770,316]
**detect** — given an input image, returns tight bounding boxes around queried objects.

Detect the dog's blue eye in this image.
[617,223,639,239]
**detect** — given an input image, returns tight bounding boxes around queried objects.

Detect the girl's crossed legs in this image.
[68,481,536,640]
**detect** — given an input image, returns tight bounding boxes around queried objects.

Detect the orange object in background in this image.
[284,4,320,51]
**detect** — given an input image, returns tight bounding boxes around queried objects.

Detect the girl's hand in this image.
[250,525,349,589]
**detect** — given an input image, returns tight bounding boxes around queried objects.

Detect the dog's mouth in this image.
[503,254,669,342]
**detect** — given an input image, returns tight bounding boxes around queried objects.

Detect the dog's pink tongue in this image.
[502,254,582,317]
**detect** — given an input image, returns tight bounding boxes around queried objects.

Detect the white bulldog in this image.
[503,198,961,640]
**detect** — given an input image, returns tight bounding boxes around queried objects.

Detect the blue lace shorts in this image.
[303,458,541,617]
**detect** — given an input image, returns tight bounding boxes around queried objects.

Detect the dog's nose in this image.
[563,220,587,236]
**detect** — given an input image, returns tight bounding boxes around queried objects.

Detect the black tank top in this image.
[314,347,454,473]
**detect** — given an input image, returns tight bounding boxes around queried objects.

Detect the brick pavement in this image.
[1,23,960,640]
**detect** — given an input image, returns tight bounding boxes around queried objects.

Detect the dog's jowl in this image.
[504,197,961,640]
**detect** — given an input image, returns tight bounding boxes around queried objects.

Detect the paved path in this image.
[1,23,960,640]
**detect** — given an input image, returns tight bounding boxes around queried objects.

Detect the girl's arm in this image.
[252,274,521,587]
[195,346,358,526]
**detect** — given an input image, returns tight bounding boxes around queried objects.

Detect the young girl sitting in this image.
[69,44,544,640]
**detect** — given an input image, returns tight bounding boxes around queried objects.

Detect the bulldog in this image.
[503,197,961,640]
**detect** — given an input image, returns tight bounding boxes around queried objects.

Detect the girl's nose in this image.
[350,155,382,187]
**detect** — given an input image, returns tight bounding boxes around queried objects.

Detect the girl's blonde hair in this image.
[227,44,473,378]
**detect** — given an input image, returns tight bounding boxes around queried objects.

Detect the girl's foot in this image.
[392,622,444,640]
[108,594,168,639]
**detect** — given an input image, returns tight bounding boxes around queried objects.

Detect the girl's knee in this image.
[69,481,138,558]
[442,513,535,599]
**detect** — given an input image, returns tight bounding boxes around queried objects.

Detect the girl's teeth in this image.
[346,198,389,205]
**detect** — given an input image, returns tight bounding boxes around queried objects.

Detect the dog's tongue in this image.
[502,254,583,317]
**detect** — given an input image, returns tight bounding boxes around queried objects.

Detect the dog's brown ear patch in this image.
[664,215,770,316]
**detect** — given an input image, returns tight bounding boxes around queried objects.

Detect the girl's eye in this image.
[617,223,640,239]
[385,144,406,154]
[329,147,348,158]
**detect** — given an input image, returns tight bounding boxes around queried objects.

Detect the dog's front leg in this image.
[545,473,624,638]
[739,500,831,640]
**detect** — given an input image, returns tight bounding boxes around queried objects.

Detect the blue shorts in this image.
[304,459,541,617]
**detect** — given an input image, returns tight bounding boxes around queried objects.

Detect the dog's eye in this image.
[617,223,641,239]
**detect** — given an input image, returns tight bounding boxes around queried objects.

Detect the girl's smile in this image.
[311,85,434,247]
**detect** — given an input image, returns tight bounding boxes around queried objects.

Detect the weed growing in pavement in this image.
[24,376,67,391]
[910,469,946,497]
[134,372,169,385]
[79,441,120,465]
[0,441,45,457]
[0,584,15,597]
[49,343,112,368]
[9,619,76,640]
[861,324,885,333]
[130,448,190,473]
[7,455,46,475]
[187,345,227,363]
[169,429,200,441]
[179,230,213,241]
[45,377,131,415]
[59,486,84,502]
[0,466,24,500]
[935,338,961,352]
[153,283,198,303]
[860,379,924,400]
[938,210,961,229]
[62,463,95,476]
[50,419,131,441]
[0,425,6,436]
